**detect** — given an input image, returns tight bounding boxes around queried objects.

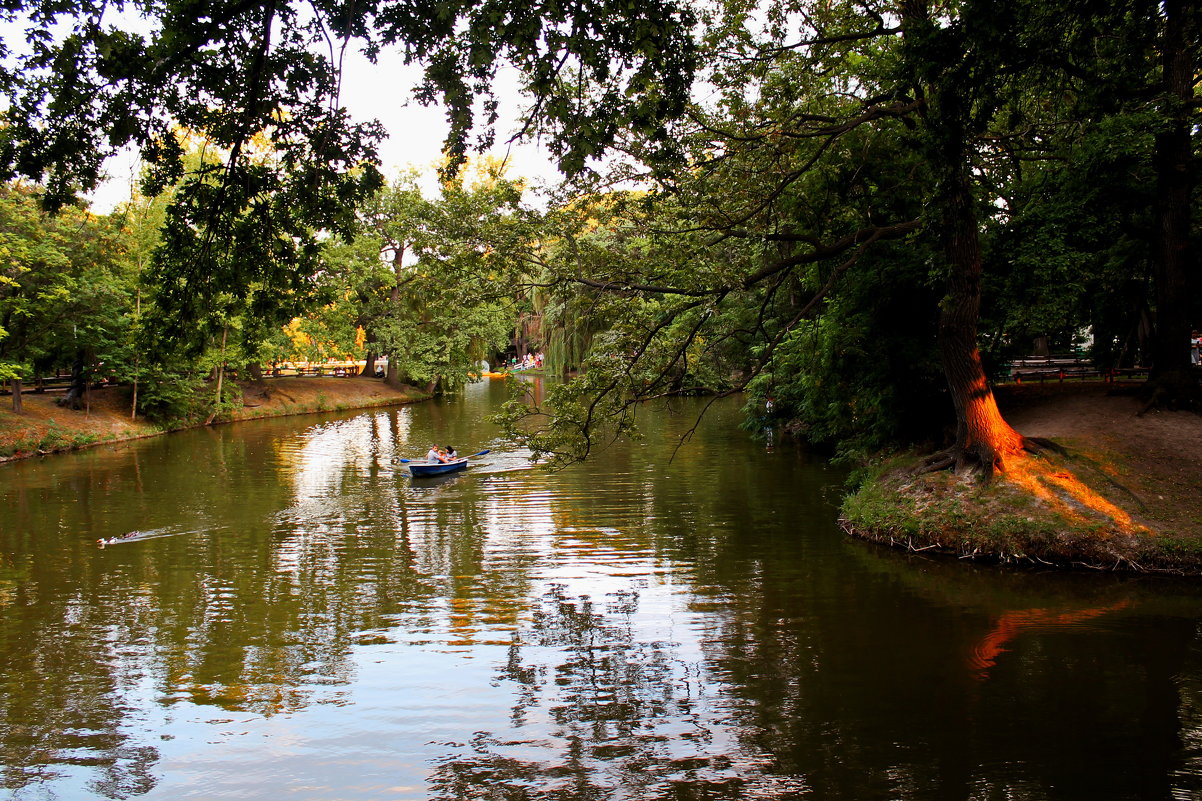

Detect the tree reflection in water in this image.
[427,583,807,800]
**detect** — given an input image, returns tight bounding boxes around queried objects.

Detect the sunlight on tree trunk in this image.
[935,147,1026,476]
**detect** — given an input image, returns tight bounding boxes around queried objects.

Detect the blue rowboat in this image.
[401,449,489,477]
[407,457,469,477]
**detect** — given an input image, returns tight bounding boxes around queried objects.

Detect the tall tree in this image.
[0,0,698,339]
[0,183,136,412]
[505,0,1189,476]
[318,163,536,394]
[1148,0,1199,398]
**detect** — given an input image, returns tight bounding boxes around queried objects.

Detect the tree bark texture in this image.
[935,167,1027,475]
[57,354,87,410]
[385,362,403,390]
[904,0,1029,477]
[360,351,378,378]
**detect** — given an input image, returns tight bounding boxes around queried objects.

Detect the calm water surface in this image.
[2,378,1202,800]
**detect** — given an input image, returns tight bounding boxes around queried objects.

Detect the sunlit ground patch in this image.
[1000,452,1146,535]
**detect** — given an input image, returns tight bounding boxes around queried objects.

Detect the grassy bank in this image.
[840,382,1202,574]
[0,377,428,462]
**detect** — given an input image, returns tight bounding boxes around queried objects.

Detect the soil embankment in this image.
[0,377,426,461]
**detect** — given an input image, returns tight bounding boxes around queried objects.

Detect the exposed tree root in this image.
[914,435,1063,481]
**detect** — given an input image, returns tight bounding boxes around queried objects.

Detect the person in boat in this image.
[426,444,448,464]
[445,446,457,461]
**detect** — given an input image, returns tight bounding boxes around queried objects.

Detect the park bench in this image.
[1008,356,1101,383]
[1007,357,1159,383]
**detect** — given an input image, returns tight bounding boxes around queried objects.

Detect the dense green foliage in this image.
[496,0,1198,467]
[0,0,698,336]
[0,0,1196,466]
[313,164,537,391]
[0,184,136,390]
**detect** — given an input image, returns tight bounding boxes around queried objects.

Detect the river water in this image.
[2,377,1202,800]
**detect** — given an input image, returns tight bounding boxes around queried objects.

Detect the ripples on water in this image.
[2,380,1202,800]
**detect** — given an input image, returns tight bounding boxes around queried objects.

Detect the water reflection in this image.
[429,583,810,800]
[0,383,1201,799]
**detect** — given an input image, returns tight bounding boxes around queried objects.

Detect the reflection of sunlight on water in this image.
[968,600,1132,680]
[179,395,832,795]
[421,581,813,799]
[11,384,1192,793]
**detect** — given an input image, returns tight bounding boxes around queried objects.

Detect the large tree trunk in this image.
[1147,0,1197,400]
[933,169,1028,477]
[361,350,378,378]
[905,0,1030,479]
[384,360,403,390]
[10,378,22,414]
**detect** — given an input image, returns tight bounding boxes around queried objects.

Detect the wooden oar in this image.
[395,449,489,464]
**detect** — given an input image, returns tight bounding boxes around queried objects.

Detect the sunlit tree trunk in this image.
[936,166,1027,475]
[905,0,1029,477]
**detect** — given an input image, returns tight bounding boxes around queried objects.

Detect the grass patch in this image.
[0,421,103,457]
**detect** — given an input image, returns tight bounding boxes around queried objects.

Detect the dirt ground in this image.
[996,381,1202,538]
[0,377,424,460]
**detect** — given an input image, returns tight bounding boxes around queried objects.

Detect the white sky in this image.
[89,48,565,212]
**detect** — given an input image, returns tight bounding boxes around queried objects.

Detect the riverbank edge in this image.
[838,447,1202,577]
[0,378,431,463]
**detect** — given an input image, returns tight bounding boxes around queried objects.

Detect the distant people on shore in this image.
[508,352,545,370]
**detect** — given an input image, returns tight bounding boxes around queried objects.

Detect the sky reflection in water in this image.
[1,380,1202,800]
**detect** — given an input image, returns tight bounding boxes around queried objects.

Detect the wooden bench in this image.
[1008,358,1158,384]
[1008,356,1101,383]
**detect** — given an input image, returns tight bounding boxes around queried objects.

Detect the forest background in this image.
[0,0,1198,567]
